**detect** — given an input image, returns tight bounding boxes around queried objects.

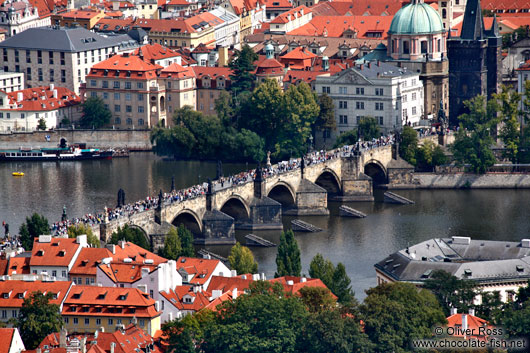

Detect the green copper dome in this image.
[388,0,443,35]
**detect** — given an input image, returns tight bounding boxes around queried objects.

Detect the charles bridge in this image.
[94,140,429,250]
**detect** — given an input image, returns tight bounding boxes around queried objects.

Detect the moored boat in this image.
[12,172,24,176]
[0,142,113,162]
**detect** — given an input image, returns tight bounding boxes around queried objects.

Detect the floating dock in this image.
[291,219,322,232]
[339,205,367,218]
[384,191,415,204]
[245,234,276,247]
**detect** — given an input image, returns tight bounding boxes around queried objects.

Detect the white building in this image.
[0,0,51,37]
[0,70,23,92]
[0,85,80,132]
[0,26,139,94]
[0,328,25,353]
[314,61,424,143]
[209,7,241,49]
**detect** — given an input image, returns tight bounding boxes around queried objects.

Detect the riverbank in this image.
[389,173,530,189]
[0,129,152,150]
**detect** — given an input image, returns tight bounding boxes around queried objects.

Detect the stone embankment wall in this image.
[0,129,152,150]
[390,173,530,189]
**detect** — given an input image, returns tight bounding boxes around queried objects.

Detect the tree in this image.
[151,122,196,160]
[496,282,530,339]
[67,224,100,247]
[360,282,446,353]
[399,126,418,165]
[315,93,336,148]
[298,286,336,314]
[357,116,381,141]
[451,95,498,173]
[19,213,49,250]
[178,224,195,257]
[308,254,354,304]
[415,140,447,171]
[80,96,111,129]
[15,291,62,349]
[423,270,477,316]
[228,242,258,275]
[37,118,47,131]
[163,309,216,353]
[333,129,358,148]
[215,90,235,126]
[109,224,151,251]
[275,229,301,277]
[309,253,335,288]
[492,85,521,163]
[162,227,181,260]
[229,44,259,94]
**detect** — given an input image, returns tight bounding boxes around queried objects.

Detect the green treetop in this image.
[162,227,182,260]
[275,229,301,277]
[19,213,49,251]
[80,96,111,129]
[229,44,259,94]
[228,242,258,275]
[492,85,522,163]
[67,224,100,247]
[109,224,151,251]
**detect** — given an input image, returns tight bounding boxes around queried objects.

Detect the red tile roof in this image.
[59,9,103,19]
[283,70,329,84]
[0,328,15,353]
[271,5,311,24]
[62,286,160,318]
[29,237,84,268]
[4,86,80,112]
[256,57,284,75]
[193,66,232,89]
[281,46,317,60]
[0,259,7,276]
[446,313,491,340]
[316,0,405,16]
[132,43,181,62]
[450,17,495,37]
[207,275,254,293]
[109,241,167,265]
[160,63,196,79]
[176,257,224,286]
[69,248,112,277]
[6,257,30,275]
[264,0,292,9]
[160,285,211,311]
[482,0,530,11]
[98,262,157,284]
[288,15,393,39]
[0,280,72,308]
[269,276,332,296]
[87,54,161,80]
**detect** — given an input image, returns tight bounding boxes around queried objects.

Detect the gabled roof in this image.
[264,0,292,9]
[98,262,157,284]
[3,86,80,112]
[176,257,222,286]
[160,63,196,79]
[29,236,84,268]
[281,46,317,60]
[288,15,393,39]
[132,43,181,62]
[269,276,333,295]
[6,256,30,275]
[0,328,16,353]
[270,5,311,24]
[160,285,211,311]
[109,241,167,265]
[0,26,137,52]
[69,248,113,276]
[207,275,254,293]
[59,9,103,19]
[0,280,72,308]
[314,0,405,16]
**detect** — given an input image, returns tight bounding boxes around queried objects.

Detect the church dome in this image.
[388,0,443,35]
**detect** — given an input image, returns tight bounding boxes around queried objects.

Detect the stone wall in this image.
[0,129,152,150]
[394,173,530,189]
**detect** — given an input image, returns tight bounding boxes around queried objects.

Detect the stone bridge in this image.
[98,143,412,248]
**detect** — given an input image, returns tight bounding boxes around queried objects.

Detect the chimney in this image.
[81,337,87,353]
[17,92,23,102]
[118,240,126,249]
[260,273,266,280]
[53,89,58,99]
[49,83,54,91]
[232,288,237,299]
[110,342,116,353]
[461,314,468,331]
[468,308,475,316]
[450,307,458,315]
[107,244,116,254]
[301,277,307,283]
[230,269,237,277]
[252,274,260,281]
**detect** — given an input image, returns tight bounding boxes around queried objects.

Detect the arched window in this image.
[114,117,121,124]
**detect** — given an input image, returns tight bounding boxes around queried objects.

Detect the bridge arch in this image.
[315,169,341,195]
[364,160,387,185]
[171,209,202,235]
[220,195,250,223]
[267,182,296,207]
[127,224,151,246]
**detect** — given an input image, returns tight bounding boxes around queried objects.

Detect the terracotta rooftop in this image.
[3,86,80,112]
[270,5,311,24]
[288,15,393,39]
[0,328,16,353]
[0,280,73,308]
[132,43,181,62]
[29,236,84,268]
[69,248,113,277]
[6,256,30,275]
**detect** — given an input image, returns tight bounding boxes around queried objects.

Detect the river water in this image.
[1,152,530,299]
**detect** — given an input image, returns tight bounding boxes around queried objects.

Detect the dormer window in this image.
[97,292,107,300]
[119,293,128,300]
[3,292,10,299]
[72,292,82,299]
[36,250,44,256]
[59,249,66,257]
[81,260,89,266]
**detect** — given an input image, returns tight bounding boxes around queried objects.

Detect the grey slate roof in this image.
[0,26,138,52]
[375,237,530,284]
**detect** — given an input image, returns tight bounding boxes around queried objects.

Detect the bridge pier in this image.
[284,179,329,216]
[195,210,235,245]
[338,153,374,201]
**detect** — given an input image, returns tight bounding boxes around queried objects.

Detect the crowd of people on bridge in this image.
[50,134,400,236]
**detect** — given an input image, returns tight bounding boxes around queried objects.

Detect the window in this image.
[114,105,121,112]
[49,69,54,82]
[138,119,144,126]
[379,116,384,125]
[26,50,31,63]
[14,50,19,63]
[125,93,131,101]
[339,101,348,109]
[113,81,120,88]
[375,102,384,111]
[114,117,121,124]
[126,118,132,125]
[403,108,407,117]
[85,318,90,325]
[420,41,427,54]
[61,52,65,65]
[102,81,108,88]
[26,68,31,81]
[412,92,416,101]
[356,87,364,95]
[11,310,16,318]
[126,105,132,113]
[91,91,97,98]
[61,70,66,83]
[90,80,97,87]
[125,82,131,89]
[356,101,364,110]
[73,318,78,325]
[52,270,57,277]
[62,271,66,278]
[149,290,154,298]
[1,310,6,319]
[138,106,144,113]
[339,86,347,94]
[403,41,410,54]
[139,319,145,327]
[375,88,384,96]
[402,94,407,102]
[108,319,113,325]
[412,107,417,115]
[339,115,348,124]
[49,51,54,65]
[138,94,144,101]
[64,317,69,324]
[85,278,90,285]
[103,92,109,99]
[96,318,101,325]
[321,86,330,94]
[114,93,120,100]
[38,68,43,81]
[137,82,144,89]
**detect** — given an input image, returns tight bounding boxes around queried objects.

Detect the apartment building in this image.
[314,61,424,142]
[0,26,139,94]
[193,66,231,115]
[50,9,106,30]
[0,71,24,92]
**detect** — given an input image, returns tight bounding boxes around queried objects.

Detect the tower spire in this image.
[460,0,484,40]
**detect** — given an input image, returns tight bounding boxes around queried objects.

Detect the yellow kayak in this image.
[12,172,24,176]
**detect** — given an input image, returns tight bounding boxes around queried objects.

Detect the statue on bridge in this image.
[61,205,67,222]
[254,163,263,182]
[437,99,448,135]
[157,189,163,210]
[171,176,175,192]
[300,157,305,179]
[216,160,223,180]
[207,178,213,194]
[117,188,125,208]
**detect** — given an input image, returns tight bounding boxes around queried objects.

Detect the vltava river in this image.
[1,152,530,298]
